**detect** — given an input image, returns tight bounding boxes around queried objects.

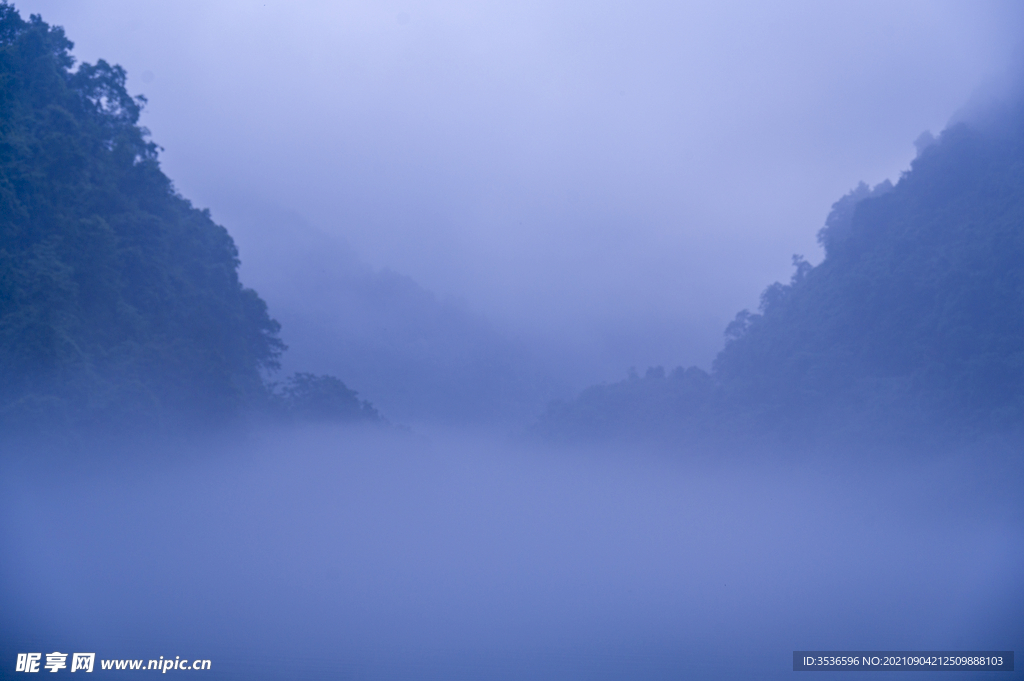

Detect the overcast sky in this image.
[17,0,1024,376]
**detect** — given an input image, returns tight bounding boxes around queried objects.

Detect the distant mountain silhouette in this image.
[226,204,562,425]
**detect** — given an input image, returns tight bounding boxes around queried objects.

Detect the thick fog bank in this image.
[1,427,1020,680]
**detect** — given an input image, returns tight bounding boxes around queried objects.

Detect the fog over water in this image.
[2,428,1021,679]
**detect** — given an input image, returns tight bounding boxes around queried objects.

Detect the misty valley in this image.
[1,3,1022,680]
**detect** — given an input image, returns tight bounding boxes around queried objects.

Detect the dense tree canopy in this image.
[0,5,285,429]
[716,111,1024,430]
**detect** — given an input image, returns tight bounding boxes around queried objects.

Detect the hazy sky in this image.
[17,0,1024,374]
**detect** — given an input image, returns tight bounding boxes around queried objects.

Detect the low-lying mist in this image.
[2,427,1020,680]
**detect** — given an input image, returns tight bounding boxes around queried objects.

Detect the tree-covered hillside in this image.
[0,5,358,430]
[537,99,1024,441]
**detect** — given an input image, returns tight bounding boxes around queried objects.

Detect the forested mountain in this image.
[0,5,373,431]
[537,99,1024,442]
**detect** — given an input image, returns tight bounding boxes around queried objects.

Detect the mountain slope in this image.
[537,99,1024,441]
[0,6,283,428]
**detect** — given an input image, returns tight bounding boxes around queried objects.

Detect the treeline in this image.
[0,5,377,433]
[537,101,1024,443]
